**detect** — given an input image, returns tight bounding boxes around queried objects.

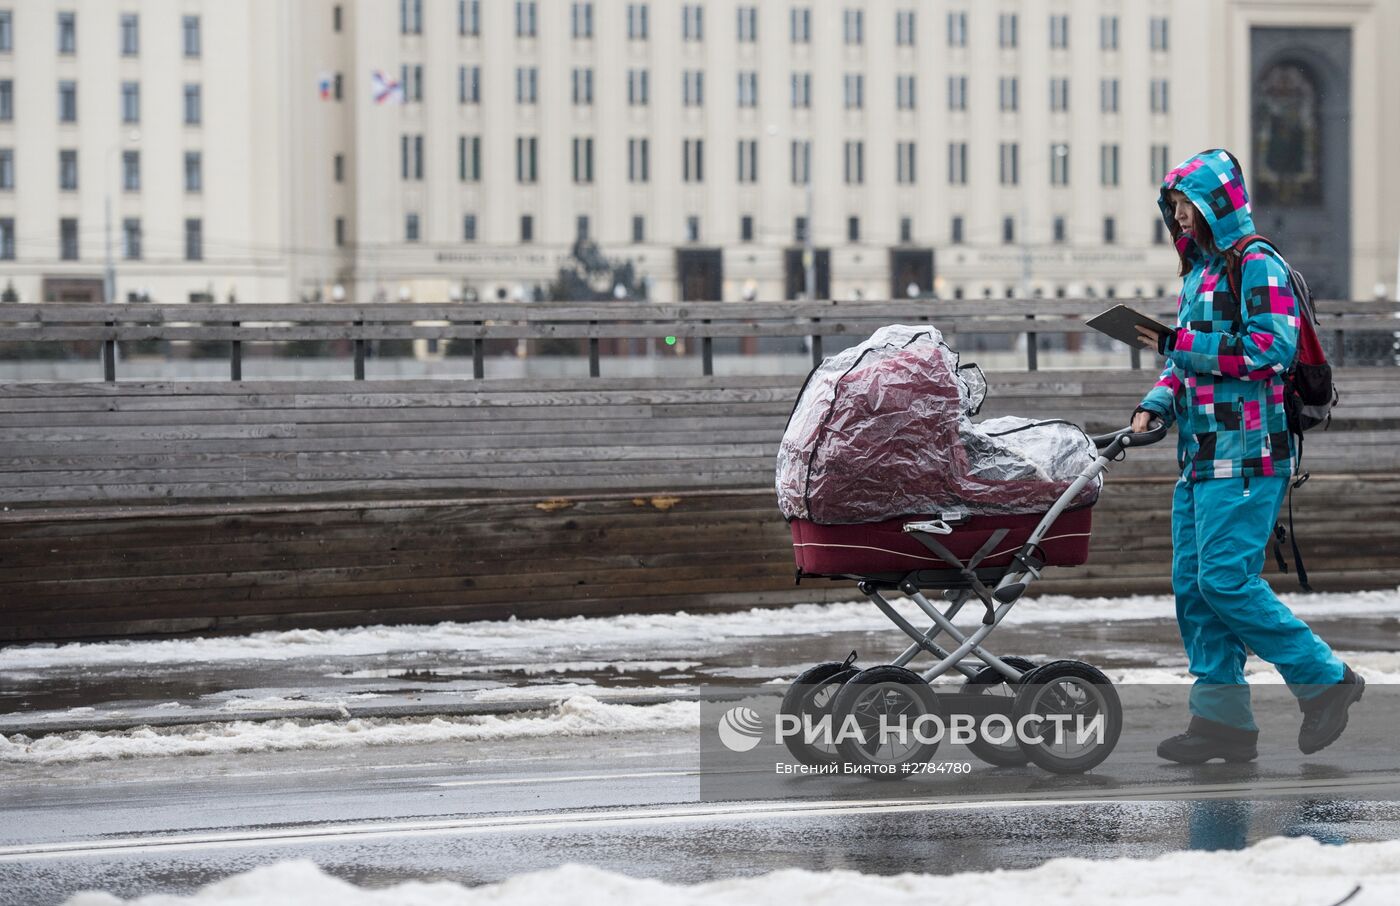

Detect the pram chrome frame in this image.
[833,420,1169,687]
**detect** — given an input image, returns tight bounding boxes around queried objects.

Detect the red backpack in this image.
[1224,234,1339,590]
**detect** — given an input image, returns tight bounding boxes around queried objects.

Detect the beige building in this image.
[0,0,1396,307]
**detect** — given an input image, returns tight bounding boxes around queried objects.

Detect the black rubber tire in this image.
[832,665,942,777]
[1012,660,1123,775]
[960,656,1039,767]
[780,662,859,766]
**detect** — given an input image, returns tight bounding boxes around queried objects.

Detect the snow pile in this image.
[0,697,699,766]
[62,836,1399,905]
[5,587,1398,671]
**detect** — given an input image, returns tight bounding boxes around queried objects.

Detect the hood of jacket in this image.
[1158,149,1256,259]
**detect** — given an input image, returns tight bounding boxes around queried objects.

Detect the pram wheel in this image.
[780,661,859,766]
[832,665,942,777]
[1012,660,1122,775]
[960,656,1039,767]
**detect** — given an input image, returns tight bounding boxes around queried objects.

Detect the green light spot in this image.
[665,336,677,346]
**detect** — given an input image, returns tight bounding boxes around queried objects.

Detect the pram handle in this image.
[1091,418,1168,453]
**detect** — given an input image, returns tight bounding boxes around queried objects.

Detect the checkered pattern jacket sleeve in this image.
[1138,361,1183,429]
[1166,250,1298,381]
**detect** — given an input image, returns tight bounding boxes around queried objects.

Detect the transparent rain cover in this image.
[775,325,1100,524]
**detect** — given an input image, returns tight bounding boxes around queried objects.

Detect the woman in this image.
[1130,149,1362,763]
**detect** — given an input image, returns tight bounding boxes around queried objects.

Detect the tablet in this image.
[1085,305,1173,348]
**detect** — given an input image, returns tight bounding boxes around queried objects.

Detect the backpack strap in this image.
[1223,233,1273,304]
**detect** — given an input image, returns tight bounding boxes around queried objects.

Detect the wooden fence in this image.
[1,301,1396,641]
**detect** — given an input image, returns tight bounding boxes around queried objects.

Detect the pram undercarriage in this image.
[782,420,1169,775]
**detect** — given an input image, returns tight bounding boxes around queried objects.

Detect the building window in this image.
[334,153,344,183]
[843,8,863,45]
[896,9,915,46]
[847,216,860,243]
[573,137,594,184]
[334,73,343,100]
[1002,216,1015,244]
[843,74,864,110]
[683,138,704,183]
[790,7,810,43]
[397,65,423,102]
[460,66,481,104]
[184,84,202,125]
[628,138,649,183]
[737,71,758,107]
[0,81,11,120]
[122,218,141,259]
[457,214,474,242]
[1150,17,1169,52]
[121,14,139,56]
[1050,144,1069,185]
[1151,144,1171,182]
[400,0,423,34]
[572,68,594,105]
[58,81,77,123]
[0,217,12,261]
[686,216,700,242]
[999,142,1018,185]
[951,216,964,244]
[336,217,346,247]
[998,13,1017,48]
[182,15,200,56]
[521,215,534,242]
[1100,143,1120,186]
[947,142,967,185]
[0,11,11,52]
[60,218,79,260]
[184,151,202,192]
[1053,216,1066,244]
[947,11,966,47]
[59,150,78,190]
[794,216,808,244]
[899,217,912,243]
[1049,14,1068,49]
[401,134,423,180]
[737,139,758,183]
[844,140,864,184]
[737,6,757,42]
[999,76,1018,112]
[123,150,140,191]
[0,148,11,190]
[1104,217,1116,244]
[627,69,649,106]
[459,136,480,181]
[516,136,537,183]
[1100,15,1118,50]
[575,215,589,241]
[1100,78,1119,113]
[405,213,420,243]
[791,140,810,185]
[627,3,648,40]
[121,82,140,124]
[682,4,703,41]
[897,141,916,184]
[1154,219,1167,245]
[948,75,967,111]
[791,72,811,108]
[571,2,592,38]
[58,11,76,54]
[1151,79,1169,114]
[516,67,538,104]
[896,74,916,110]
[334,5,343,33]
[184,219,201,259]
[740,215,754,242]
[1050,77,1069,112]
[683,70,704,107]
[515,1,537,37]
[632,215,645,242]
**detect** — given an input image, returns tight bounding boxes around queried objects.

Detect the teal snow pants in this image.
[1171,475,1344,730]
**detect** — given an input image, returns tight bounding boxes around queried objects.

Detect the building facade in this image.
[0,0,1396,307]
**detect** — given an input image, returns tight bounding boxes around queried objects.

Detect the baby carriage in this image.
[775,326,1167,775]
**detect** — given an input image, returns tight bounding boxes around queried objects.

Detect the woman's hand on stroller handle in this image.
[1092,413,1168,450]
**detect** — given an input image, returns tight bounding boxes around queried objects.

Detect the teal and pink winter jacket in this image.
[1137,149,1299,484]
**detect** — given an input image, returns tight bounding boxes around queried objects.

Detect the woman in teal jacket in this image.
[1130,149,1362,763]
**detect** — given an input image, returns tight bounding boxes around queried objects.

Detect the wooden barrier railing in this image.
[2,299,1395,380]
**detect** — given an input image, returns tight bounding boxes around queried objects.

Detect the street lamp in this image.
[105,129,141,304]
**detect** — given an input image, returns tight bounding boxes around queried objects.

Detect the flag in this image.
[317,72,333,100]
[371,70,405,105]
